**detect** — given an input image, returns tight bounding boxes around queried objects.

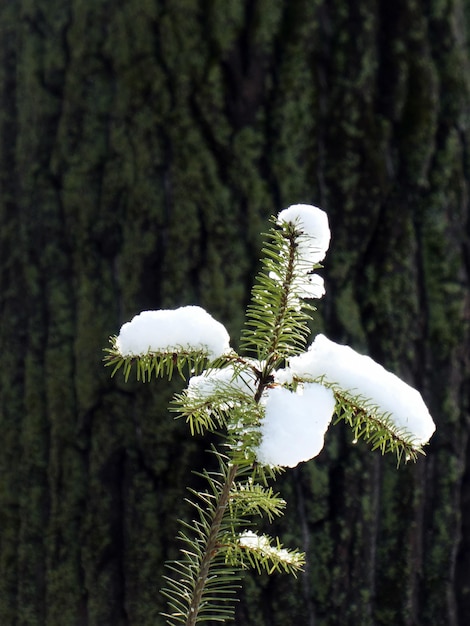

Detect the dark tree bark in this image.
[0,1,469,625]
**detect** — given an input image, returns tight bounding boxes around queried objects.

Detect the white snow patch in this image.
[294,273,326,299]
[256,383,336,468]
[269,271,326,301]
[115,306,231,359]
[277,204,331,263]
[288,334,436,446]
[238,531,301,565]
[273,367,295,385]
[239,530,267,549]
[187,364,258,398]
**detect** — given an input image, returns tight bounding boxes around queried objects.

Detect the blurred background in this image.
[0,1,469,624]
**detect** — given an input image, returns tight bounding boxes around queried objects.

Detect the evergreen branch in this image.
[162,453,243,625]
[172,382,261,438]
[171,392,229,436]
[184,461,238,625]
[103,337,210,381]
[329,384,424,464]
[240,221,316,369]
[162,449,288,624]
[228,479,286,522]
[225,530,305,576]
[172,363,266,455]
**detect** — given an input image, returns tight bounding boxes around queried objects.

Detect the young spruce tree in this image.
[105,204,435,625]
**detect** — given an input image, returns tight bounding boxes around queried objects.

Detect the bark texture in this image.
[0,1,469,625]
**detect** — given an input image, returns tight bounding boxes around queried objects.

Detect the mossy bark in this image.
[0,1,469,625]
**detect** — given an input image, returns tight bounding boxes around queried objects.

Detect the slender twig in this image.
[257,230,298,396]
[265,232,297,364]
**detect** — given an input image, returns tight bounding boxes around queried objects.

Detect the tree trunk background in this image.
[1,1,469,625]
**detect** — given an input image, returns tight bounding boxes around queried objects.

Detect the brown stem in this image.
[186,463,239,626]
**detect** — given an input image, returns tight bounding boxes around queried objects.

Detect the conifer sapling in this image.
[105,203,435,624]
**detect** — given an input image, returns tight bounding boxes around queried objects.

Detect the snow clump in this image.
[116,306,231,359]
[255,383,336,468]
[238,531,303,566]
[277,203,331,264]
[275,204,331,300]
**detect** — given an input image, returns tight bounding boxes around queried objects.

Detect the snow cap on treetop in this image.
[277,203,331,263]
[288,334,436,447]
[116,306,231,359]
[256,382,336,468]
